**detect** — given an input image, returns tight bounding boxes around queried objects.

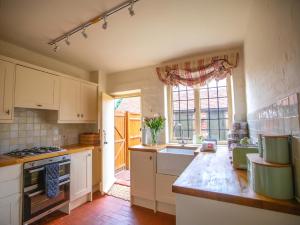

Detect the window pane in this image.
[208,109,219,119]
[219,98,228,108]
[209,88,218,98]
[201,119,208,130]
[173,85,179,91]
[187,90,194,100]
[218,79,227,87]
[172,91,179,101]
[200,99,208,109]
[208,79,217,88]
[201,111,208,119]
[210,129,219,140]
[219,119,228,129]
[201,129,209,139]
[209,98,218,109]
[173,101,179,111]
[218,87,227,97]
[200,88,208,98]
[209,120,219,130]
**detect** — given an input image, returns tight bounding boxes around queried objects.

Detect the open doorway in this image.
[109,95,141,200]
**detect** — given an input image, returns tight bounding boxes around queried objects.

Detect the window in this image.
[169,78,231,142]
[200,79,229,140]
[171,85,195,140]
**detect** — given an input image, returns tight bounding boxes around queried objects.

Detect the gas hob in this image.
[5,146,65,158]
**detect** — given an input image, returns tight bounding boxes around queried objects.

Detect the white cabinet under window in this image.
[58,77,98,123]
[0,60,15,123]
[14,65,60,110]
[131,151,156,210]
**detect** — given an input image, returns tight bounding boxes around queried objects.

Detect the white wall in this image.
[244,0,300,113]
[0,39,91,81]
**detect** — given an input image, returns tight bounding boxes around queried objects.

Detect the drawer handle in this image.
[37,104,43,107]
[81,114,84,118]
[77,113,80,117]
[5,109,10,115]
[149,156,152,160]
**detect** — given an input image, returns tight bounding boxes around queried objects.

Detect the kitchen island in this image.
[173,146,300,225]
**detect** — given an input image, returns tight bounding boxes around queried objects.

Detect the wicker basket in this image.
[79,133,100,146]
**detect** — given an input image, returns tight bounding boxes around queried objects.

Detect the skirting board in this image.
[69,193,93,211]
[131,195,156,212]
[156,201,175,215]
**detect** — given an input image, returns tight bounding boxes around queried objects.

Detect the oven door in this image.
[24,161,70,189]
[23,179,70,223]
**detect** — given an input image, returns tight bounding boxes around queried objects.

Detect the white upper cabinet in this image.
[59,77,81,122]
[58,76,98,123]
[80,82,98,122]
[14,65,60,110]
[0,60,15,123]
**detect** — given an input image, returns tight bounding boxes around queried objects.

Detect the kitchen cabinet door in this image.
[131,151,156,200]
[0,194,21,225]
[14,65,60,110]
[70,150,92,201]
[58,77,81,122]
[0,60,15,123]
[80,82,98,122]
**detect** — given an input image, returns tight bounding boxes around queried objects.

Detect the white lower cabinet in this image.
[0,164,21,225]
[0,194,21,225]
[70,150,92,209]
[130,151,156,210]
[156,174,178,205]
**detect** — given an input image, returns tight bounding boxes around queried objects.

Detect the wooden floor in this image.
[34,192,176,225]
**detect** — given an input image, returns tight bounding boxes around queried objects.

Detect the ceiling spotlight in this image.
[128,0,135,16]
[81,27,88,38]
[65,36,70,46]
[53,43,59,52]
[102,15,108,30]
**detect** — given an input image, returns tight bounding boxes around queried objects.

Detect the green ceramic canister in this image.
[262,135,290,164]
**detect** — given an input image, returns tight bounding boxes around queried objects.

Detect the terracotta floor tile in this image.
[33,193,175,225]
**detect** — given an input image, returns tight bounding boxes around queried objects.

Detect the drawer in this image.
[0,164,21,183]
[0,164,22,198]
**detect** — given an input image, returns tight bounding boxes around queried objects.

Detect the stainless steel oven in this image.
[23,155,71,225]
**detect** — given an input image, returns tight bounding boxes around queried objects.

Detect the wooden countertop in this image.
[128,144,166,152]
[0,144,95,167]
[172,146,300,216]
[128,144,201,153]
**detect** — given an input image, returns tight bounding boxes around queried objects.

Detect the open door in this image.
[101,93,115,193]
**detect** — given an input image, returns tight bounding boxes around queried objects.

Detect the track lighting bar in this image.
[48,0,139,47]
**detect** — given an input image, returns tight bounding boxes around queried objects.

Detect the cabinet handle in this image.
[37,104,42,107]
[77,114,80,118]
[88,153,91,157]
[81,114,83,118]
[149,156,152,160]
[5,110,10,115]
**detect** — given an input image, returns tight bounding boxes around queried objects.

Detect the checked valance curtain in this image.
[156,51,239,87]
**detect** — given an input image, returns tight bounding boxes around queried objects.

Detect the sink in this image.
[157,146,198,176]
[159,147,195,155]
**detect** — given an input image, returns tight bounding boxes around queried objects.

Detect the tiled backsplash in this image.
[0,108,97,154]
[248,93,300,142]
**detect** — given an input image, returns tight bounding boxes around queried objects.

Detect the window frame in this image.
[168,76,233,144]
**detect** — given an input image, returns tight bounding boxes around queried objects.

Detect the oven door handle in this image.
[26,179,70,198]
[59,161,71,166]
[27,190,43,198]
[28,167,44,173]
[27,161,70,173]
[59,179,70,186]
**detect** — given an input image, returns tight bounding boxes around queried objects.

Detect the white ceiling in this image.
[0,0,252,74]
